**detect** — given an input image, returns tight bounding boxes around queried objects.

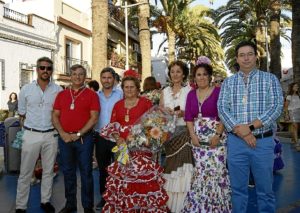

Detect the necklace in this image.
[124,98,139,122]
[69,87,86,110]
[197,87,212,121]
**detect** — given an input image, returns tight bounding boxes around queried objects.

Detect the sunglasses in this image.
[214,80,223,84]
[38,66,53,71]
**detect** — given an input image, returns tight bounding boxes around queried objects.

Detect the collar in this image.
[237,68,258,79]
[34,80,52,87]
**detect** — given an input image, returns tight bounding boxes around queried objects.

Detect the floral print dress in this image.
[182,88,231,212]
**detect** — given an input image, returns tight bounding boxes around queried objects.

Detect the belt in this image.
[231,130,273,139]
[253,130,273,139]
[24,126,55,133]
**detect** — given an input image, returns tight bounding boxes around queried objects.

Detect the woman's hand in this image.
[116,137,126,146]
[210,135,220,149]
[191,134,200,147]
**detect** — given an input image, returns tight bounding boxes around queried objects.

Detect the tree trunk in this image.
[92,0,108,80]
[292,0,300,85]
[256,24,268,71]
[167,21,176,63]
[138,2,151,82]
[269,1,281,80]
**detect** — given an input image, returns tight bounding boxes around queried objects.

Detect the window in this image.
[65,37,82,75]
[0,59,4,90]
[20,69,33,88]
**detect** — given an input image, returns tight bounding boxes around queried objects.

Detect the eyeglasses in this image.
[38,66,53,71]
[214,80,223,84]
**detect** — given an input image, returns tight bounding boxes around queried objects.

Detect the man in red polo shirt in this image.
[52,64,100,213]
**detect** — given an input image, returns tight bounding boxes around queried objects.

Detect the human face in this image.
[37,61,53,81]
[213,77,223,87]
[170,65,184,84]
[11,93,17,100]
[100,72,115,90]
[123,80,139,99]
[70,68,86,88]
[195,67,210,89]
[236,45,257,74]
[293,84,299,93]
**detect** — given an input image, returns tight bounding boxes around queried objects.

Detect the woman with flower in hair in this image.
[159,60,194,212]
[100,75,169,212]
[182,57,231,212]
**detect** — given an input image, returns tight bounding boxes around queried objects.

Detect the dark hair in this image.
[235,41,257,57]
[100,67,116,79]
[168,60,189,82]
[192,63,213,78]
[115,73,121,82]
[143,76,157,91]
[287,82,299,96]
[87,80,100,91]
[9,92,18,101]
[121,76,141,91]
[70,64,87,76]
[36,57,53,68]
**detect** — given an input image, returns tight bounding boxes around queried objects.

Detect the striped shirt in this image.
[217,69,283,134]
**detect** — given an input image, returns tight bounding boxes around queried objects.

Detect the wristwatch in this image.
[249,124,255,131]
[76,132,81,137]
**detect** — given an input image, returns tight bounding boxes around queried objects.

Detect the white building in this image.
[0,0,55,109]
[4,0,93,86]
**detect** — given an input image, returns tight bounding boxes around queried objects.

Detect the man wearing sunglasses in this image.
[16,57,62,213]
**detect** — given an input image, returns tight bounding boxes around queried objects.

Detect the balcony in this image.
[3,7,29,25]
[62,57,91,78]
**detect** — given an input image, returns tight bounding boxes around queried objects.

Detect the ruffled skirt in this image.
[181,145,231,213]
[102,150,169,213]
[163,127,194,212]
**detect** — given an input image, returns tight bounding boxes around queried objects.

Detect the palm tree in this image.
[175,6,226,75]
[215,0,291,74]
[157,0,196,62]
[138,1,151,82]
[92,0,108,80]
[292,0,300,85]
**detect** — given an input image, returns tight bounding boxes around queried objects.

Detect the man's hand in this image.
[233,124,251,138]
[60,132,72,143]
[243,133,256,148]
[234,124,256,148]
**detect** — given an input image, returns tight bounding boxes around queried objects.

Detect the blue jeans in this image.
[58,132,94,209]
[227,134,275,213]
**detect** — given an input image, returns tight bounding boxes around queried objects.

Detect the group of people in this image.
[14,40,284,213]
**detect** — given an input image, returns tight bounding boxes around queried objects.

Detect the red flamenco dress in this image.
[100,97,169,212]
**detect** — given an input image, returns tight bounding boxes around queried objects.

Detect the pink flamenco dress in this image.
[100,103,169,213]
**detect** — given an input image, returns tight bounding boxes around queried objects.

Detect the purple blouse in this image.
[184,87,220,121]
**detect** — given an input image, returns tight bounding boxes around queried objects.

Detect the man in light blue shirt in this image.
[218,41,283,213]
[94,67,123,210]
[16,57,62,213]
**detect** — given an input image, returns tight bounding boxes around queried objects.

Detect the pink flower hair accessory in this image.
[196,56,211,65]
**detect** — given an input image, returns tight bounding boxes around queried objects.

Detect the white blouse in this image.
[286,95,300,110]
[162,85,191,126]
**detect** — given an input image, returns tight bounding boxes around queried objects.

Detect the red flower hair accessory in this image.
[123,69,141,80]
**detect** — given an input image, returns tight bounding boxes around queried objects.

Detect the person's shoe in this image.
[15,209,26,213]
[84,208,95,213]
[40,202,55,213]
[95,199,106,210]
[58,206,77,213]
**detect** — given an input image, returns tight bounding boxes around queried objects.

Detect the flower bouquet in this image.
[127,105,176,152]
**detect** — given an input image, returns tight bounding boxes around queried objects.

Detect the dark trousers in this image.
[58,132,94,209]
[94,134,115,196]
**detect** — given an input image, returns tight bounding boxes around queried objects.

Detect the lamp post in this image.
[121,0,148,70]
